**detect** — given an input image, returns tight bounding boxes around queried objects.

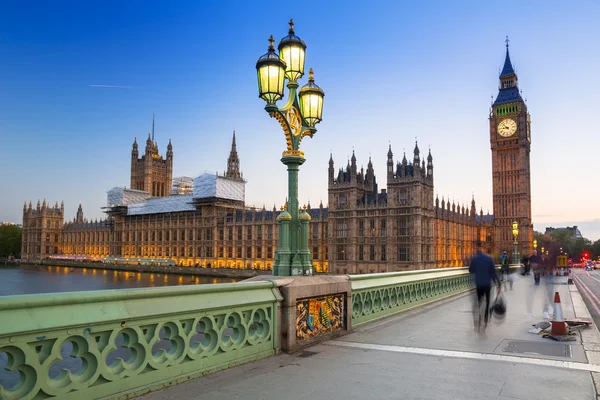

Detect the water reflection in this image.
[0,265,240,296]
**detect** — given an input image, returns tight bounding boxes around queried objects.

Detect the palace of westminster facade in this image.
[21,44,533,274]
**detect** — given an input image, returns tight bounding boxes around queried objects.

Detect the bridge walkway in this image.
[139,274,599,400]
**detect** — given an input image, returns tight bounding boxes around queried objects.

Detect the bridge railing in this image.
[0,281,280,400]
[350,267,475,326]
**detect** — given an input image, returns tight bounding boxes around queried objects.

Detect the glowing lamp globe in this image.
[299,68,325,127]
[256,35,287,105]
[278,19,306,82]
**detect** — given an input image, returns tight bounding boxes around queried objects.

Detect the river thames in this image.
[0,265,240,296]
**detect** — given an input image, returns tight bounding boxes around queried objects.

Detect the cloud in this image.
[88,84,133,89]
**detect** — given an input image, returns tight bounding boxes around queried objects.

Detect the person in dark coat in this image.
[470,241,500,337]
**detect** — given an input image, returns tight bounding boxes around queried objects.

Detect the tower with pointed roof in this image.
[225,131,243,180]
[489,38,533,257]
[130,115,173,197]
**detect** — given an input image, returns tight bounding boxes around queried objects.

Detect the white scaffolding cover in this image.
[107,188,151,207]
[192,173,245,202]
[127,195,195,215]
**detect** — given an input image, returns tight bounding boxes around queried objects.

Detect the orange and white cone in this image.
[551,291,568,336]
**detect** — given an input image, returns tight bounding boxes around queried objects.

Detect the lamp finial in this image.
[268,35,275,50]
[308,68,314,82]
[289,19,295,34]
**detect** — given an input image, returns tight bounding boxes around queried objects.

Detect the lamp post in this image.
[256,20,325,276]
[512,221,520,265]
[533,239,537,251]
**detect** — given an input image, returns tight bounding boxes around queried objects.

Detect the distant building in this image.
[544,226,582,239]
[170,177,194,195]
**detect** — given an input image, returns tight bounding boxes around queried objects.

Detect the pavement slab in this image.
[137,274,597,400]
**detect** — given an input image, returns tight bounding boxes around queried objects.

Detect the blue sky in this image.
[1,1,599,240]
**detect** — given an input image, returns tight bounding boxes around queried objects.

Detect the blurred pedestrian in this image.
[500,250,513,290]
[470,241,501,338]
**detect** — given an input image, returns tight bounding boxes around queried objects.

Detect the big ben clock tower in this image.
[490,38,533,258]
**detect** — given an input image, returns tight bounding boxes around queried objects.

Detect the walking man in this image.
[470,241,500,338]
[500,250,513,290]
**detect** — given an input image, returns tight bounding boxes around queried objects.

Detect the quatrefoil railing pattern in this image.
[351,268,475,326]
[0,282,278,400]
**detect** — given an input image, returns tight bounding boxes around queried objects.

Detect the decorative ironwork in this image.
[296,294,345,341]
[351,270,475,326]
[0,284,277,400]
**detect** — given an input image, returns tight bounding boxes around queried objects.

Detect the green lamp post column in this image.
[512,221,520,265]
[256,20,325,276]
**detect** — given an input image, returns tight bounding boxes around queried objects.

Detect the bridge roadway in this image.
[139,273,600,400]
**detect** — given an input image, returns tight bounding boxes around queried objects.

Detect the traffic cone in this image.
[551,292,568,336]
[568,270,573,284]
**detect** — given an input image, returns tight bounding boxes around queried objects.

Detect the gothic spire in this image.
[500,36,516,78]
[225,130,241,180]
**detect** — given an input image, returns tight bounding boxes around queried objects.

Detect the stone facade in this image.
[130,117,173,197]
[21,131,491,272]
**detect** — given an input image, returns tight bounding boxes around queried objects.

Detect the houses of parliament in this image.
[21,44,534,274]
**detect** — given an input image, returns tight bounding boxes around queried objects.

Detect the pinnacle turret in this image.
[225,131,242,180]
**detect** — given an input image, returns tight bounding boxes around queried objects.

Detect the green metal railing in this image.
[0,282,279,400]
[350,268,475,326]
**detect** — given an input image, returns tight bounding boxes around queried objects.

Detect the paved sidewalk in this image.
[138,275,598,400]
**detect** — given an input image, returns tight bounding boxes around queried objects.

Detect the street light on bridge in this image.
[256,20,325,276]
[512,221,520,265]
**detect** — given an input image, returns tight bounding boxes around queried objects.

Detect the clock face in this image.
[498,119,517,137]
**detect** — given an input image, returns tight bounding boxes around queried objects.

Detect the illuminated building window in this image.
[359,245,364,261]
[337,246,346,261]
[370,219,375,236]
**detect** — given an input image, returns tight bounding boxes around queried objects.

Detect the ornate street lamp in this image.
[533,239,537,250]
[512,221,520,265]
[256,19,325,276]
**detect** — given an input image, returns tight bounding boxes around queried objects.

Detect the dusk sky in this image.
[1,1,599,240]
